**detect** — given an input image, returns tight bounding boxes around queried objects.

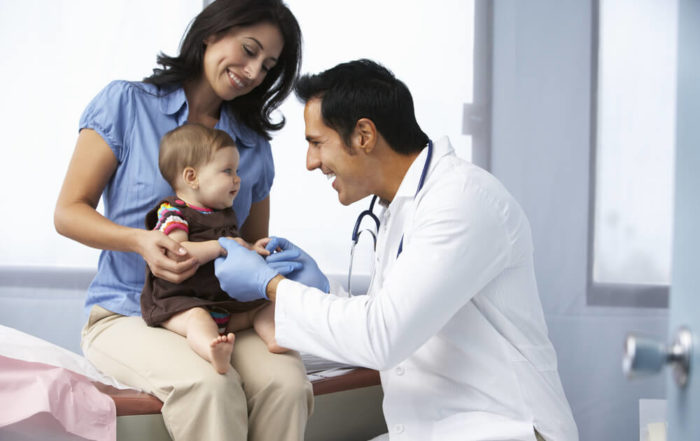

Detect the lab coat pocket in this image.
[512,345,576,441]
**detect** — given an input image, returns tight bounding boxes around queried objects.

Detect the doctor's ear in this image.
[182,167,199,190]
[352,118,377,154]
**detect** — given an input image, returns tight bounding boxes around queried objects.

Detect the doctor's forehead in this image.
[303,98,329,136]
[303,98,323,122]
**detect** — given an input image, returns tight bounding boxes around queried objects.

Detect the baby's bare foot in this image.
[210,333,235,374]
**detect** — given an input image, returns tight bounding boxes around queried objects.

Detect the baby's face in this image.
[195,146,241,210]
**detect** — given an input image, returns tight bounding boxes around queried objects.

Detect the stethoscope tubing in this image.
[348,140,433,294]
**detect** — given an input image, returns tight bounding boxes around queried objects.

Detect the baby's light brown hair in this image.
[158,123,237,187]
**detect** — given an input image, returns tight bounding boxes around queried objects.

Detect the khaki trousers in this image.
[82,306,313,441]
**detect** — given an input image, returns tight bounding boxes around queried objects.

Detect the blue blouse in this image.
[79,80,275,317]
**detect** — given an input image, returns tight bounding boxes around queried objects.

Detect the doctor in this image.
[215,59,578,441]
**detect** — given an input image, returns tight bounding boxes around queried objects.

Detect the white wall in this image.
[491,2,667,440]
[0,0,201,268]
[269,0,474,277]
[0,1,473,279]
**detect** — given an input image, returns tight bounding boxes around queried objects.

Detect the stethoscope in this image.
[348,140,433,294]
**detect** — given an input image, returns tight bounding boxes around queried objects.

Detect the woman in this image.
[53,1,311,440]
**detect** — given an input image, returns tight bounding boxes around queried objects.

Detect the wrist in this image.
[129,228,148,255]
[266,274,284,302]
[181,240,220,264]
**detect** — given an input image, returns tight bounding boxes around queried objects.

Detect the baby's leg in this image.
[252,303,288,354]
[225,309,256,333]
[225,305,286,353]
[162,307,235,374]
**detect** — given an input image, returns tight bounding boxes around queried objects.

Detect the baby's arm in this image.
[168,229,224,265]
[155,204,223,266]
[220,237,271,257]
[180,239,225,265]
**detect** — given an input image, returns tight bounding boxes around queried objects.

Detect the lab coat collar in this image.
[387,136,454,207]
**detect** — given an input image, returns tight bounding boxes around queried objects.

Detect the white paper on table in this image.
[0,324,134,390]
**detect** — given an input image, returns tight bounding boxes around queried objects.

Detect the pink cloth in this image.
[0,354,116,441]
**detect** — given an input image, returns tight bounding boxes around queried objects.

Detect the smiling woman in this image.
[0,0,476,279]
[46,1,311,440]
[200,22,284,105]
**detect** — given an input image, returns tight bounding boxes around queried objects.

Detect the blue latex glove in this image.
[215,237,279,301]
[265,236,330,293]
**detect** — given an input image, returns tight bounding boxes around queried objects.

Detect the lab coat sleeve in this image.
[275,176,512,370]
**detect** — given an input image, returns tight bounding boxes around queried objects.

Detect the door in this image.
[623,1,700,439]
[667,0,700,439]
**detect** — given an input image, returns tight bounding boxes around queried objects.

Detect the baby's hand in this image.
[218,237,270,257]
[253,237,272,257]
[219,237,251,256]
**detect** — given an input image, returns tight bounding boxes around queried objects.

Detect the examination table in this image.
[97,367,384,441]
[0,269,386,441]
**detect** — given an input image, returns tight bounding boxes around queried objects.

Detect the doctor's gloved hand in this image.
[215,237,280,301]
[265,236,330,293]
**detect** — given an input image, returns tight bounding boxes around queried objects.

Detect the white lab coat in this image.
[275,137,578,441]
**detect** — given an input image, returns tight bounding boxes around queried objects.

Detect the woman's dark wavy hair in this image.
[144,0,302,140]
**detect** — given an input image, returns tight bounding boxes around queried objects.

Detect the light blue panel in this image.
[0,272,356,357]
[549,315,667,441]
[0,286,86,354]
[668,0,700,439]
[491,1,670,439]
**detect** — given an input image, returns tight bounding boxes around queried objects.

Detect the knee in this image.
[266,341,290,354]
[178,368,243,401]
[265,372,313,408]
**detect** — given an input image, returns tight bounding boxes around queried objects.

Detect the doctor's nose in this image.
[306,146,320,171]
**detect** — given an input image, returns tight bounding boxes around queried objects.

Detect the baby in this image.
[140,123,285,374]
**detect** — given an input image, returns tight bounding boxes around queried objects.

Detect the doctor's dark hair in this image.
[143,0,302,140]
[294,59,428,154]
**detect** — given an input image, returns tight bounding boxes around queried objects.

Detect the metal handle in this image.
[623,326,692,387]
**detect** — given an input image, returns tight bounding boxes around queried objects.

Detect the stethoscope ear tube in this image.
[348,228,377,295]
[351,195,380,243]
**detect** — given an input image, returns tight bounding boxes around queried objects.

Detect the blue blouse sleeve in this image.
[252,138,275,202]
[78,80,136,163]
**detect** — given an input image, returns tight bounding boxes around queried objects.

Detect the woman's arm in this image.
[54,129,198,283]
[239,196,270,243]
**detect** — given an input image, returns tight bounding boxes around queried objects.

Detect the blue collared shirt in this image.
[79,80,275,317]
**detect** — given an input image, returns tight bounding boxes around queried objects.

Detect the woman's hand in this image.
[136,229,199,283]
